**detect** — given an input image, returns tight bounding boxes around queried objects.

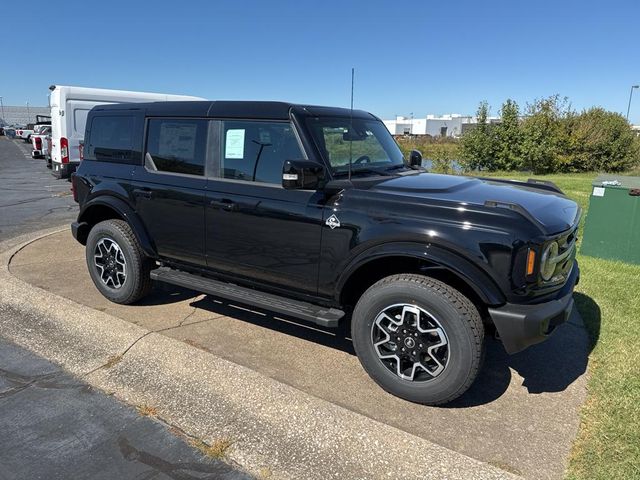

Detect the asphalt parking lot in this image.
[0,136,590,479]
[0,137,76,241]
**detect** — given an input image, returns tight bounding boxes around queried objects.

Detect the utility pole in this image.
[26,101,31,124]
[0,96,4,125]
[626,85,639,122]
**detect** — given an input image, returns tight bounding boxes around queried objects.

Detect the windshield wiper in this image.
[385,164,409,172]
[335,167,394,177]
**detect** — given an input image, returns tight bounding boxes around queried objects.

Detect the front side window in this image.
[219,121,304,184]
[306,117,404,175]
[146,118,207,176]
[88,115,134,163]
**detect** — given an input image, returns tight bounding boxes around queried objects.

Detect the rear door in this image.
[130,117,209,266]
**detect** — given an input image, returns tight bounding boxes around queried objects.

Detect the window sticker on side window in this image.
[225,129,245,159]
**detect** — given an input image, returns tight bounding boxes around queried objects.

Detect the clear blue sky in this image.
[2,0,639,123]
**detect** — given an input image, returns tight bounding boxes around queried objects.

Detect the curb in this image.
[0,227,521,480]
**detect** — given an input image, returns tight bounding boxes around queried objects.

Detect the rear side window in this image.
[146,118,207,176]
[87,115,135,163]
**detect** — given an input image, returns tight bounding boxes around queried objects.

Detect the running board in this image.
[150,267,344,328]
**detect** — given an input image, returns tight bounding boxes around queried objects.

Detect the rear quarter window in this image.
[87,115,136,163]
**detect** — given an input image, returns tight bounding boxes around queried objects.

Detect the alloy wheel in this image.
[371,303,450,381]
[94,237,127,289]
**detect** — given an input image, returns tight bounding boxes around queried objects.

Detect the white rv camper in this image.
[48,85,204,178]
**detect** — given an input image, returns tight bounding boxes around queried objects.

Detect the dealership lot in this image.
[0,136,594,479]
[0,138,76,241]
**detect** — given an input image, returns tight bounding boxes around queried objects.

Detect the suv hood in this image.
[368,173,579,235]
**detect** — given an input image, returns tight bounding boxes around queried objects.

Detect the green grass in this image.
[484,172,640,480]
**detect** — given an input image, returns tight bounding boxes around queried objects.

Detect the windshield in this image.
[306,116,404,175]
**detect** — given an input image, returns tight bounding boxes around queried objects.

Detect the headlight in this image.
[540,241,559,281]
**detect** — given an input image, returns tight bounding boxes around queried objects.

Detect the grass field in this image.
[484,172,640,480]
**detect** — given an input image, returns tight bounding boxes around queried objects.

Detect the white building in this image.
[383,114,499,137]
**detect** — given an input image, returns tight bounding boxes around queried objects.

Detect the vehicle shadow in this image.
[446,292,600,408]
[135,283,202,307]
[157,288,600,408]
[188,294,356,354]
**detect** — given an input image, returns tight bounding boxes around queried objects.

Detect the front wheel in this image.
[351,274,484,405]
[85,219,154,304]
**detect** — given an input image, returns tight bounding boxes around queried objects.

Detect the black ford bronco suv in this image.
[71,101,580,405]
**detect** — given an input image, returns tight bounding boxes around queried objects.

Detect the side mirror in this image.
[408,149,423,168]
[282,160,325,190]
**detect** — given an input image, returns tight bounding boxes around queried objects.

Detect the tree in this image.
[493,99,522,170]
[520,95,572,174]
[460,101,495,171]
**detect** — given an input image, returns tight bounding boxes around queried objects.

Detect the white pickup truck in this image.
[16,126,34,142]
[31,125,52,158]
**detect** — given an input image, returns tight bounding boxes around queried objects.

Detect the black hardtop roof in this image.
[91,100,378,120]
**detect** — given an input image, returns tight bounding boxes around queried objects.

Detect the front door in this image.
[131,118,209,266]
[205,119,324,295]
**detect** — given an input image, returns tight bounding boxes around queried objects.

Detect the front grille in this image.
[549,228,578,283]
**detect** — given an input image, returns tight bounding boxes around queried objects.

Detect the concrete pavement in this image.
[1,228,520,480]
[5,226,592,479]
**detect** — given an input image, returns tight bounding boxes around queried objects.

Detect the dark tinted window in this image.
[88,115,134,162]
[146,119,207,176]
[220,121,303,184]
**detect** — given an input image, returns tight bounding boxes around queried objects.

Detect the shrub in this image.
[458,95,639,174]
[564,108,640,172]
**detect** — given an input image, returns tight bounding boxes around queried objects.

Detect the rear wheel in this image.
[86,219,153,304]
[351,274,484,405]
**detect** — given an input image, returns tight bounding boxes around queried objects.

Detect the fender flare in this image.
[335,241,505,306]
[77,196,156,258]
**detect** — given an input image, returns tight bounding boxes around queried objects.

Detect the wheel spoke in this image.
[93,237,127,290]
[371,303,449,383]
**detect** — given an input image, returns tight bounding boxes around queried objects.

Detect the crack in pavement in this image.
[178,306,198,327]
[82,331,154,379]
[156,315,224,333]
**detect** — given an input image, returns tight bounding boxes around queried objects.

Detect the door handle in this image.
[133,188,152,199]
[209,199,236,211]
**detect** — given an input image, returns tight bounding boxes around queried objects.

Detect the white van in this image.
[48,85,204,178]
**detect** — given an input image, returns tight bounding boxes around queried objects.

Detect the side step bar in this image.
[150,267,345,328]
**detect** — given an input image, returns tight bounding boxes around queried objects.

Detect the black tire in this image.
[351,274,484,405]
[85,219,154,304]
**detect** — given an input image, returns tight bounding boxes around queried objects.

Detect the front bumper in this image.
[488,262,579,354]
